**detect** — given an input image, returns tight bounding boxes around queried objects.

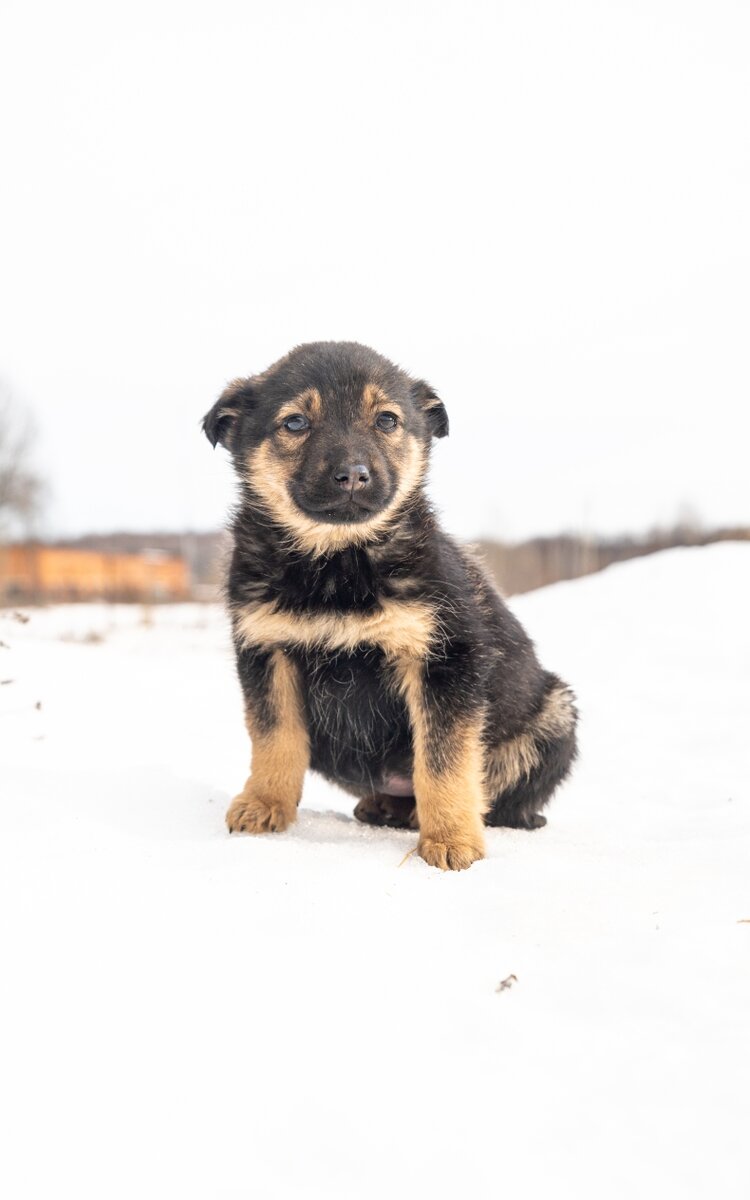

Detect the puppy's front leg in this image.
[397,656,487,871]
[226,647,309,835]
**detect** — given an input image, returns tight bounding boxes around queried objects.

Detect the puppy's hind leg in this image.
[485,674,577,830]
[353,793,418,829]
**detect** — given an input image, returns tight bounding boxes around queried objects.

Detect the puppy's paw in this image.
[353,794,418,829]
[226,790,295,835]
[418,833,485,871]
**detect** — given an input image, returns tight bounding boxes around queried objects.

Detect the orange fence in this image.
[0,544,190,602]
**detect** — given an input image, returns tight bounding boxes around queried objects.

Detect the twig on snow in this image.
[495,974,518,993]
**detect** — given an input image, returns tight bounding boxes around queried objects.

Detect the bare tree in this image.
[0,382,44,538]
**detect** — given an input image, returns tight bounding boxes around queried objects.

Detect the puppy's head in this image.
[203,342,448,554]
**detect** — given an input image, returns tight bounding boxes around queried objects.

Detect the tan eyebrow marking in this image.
[362,383,403,421]
[276,388,323,423]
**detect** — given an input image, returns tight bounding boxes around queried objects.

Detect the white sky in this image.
[1,0,748,542]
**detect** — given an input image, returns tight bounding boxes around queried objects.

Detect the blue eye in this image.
[375,412,398,431]
[283,414,310,432]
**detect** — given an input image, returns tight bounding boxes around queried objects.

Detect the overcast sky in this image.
[1,0,748,543]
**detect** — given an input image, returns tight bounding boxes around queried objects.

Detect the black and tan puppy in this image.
[203,341,577,870]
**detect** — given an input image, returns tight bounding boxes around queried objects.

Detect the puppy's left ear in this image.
[411,380,449,439]
[202,378,254,450]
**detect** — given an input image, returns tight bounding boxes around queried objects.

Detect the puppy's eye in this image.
[375,412,398,432]
[282,414,310,433]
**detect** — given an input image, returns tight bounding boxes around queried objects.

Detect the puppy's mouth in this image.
[297,495,384,524]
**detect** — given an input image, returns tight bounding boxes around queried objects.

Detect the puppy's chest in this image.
[276,548,381,613]
[293,646,410,777]
[235,551,435,659]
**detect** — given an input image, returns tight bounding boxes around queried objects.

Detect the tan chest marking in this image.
[235,596,436,660]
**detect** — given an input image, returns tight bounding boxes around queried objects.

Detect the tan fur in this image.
[244,435,426,557]
[395,657,487,870]
[235,596,437,660]
[226,649,310,835]
[276,388,323,424]
[362,383,404,422]
[484,728,541,794]
[485,682,575,794]
[536,683,576,739]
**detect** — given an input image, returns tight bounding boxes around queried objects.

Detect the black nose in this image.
[333,463,370,492]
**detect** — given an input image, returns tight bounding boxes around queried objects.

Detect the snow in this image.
[1,544,748,1199]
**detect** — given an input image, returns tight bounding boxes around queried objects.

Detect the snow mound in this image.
[1,543,748,1199]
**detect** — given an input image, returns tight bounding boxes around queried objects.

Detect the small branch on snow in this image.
[495,974,518,993]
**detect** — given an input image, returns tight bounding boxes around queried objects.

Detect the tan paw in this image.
[226,790,295,835]
[418,833,485,871]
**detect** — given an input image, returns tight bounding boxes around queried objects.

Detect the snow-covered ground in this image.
[1,544,748,1199]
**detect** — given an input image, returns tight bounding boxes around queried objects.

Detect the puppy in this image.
[203,341,577,870]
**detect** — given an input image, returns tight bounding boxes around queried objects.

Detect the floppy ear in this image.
[202,379,254,450]
[411,380,449,439]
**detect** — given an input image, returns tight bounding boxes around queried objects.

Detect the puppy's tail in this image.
[484,672,578,829]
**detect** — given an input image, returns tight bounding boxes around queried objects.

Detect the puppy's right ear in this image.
[202,379,254,450]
